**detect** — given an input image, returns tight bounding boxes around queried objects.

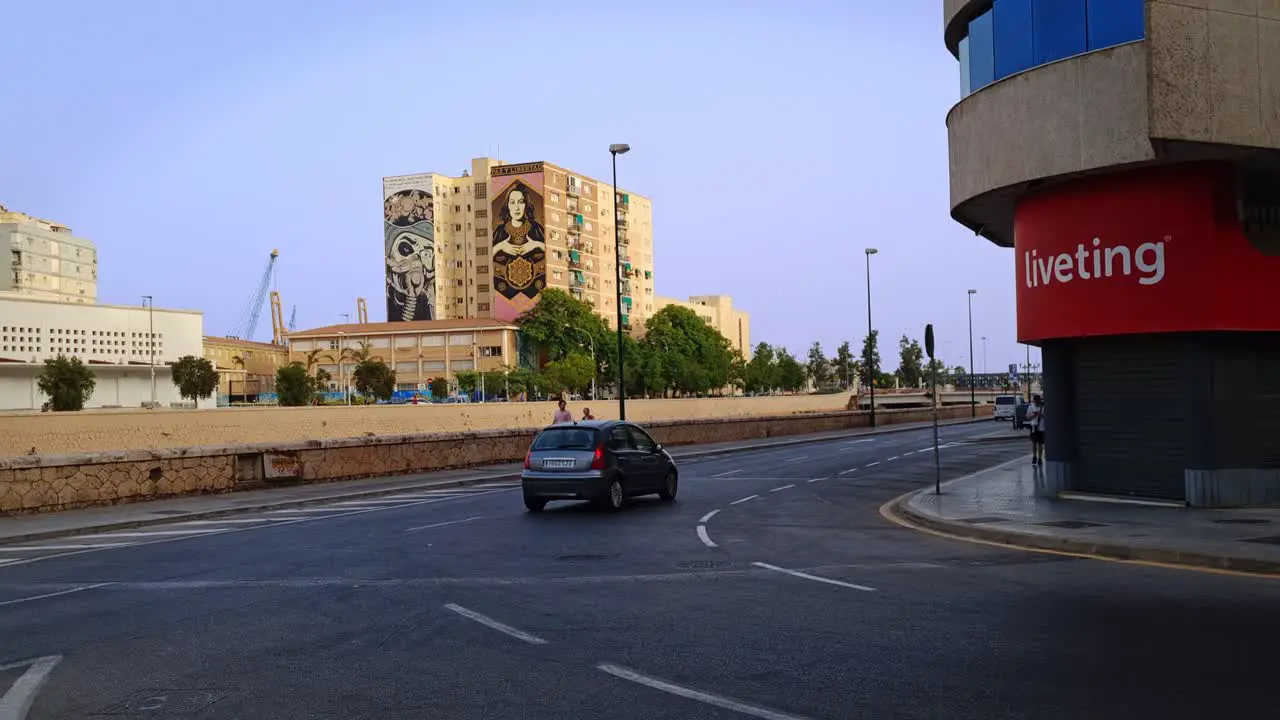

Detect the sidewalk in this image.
[889,456,1280,576]
[0,416,988,545]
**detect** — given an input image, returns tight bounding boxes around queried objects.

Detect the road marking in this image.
[0,544,132,552]
[696,525,717,548]
[333,500,421,507]
[76,529,220,538]
[865,461,881,468]
[597,663,812,720]
[887,456,900,461]
[843,439,875,445]
[903,450,916,455]
[176,518,282,525]
[384,493,473,500]
[0,654,62,720]
[404,515,483,533]
[268,507,366,514]
[752,562,876,592]
[443,603,547,645]
[783,456,808,463]
[839,469,858,475]
[0,583,112,609]
[712,469,743,478]
[770,485,795,493]
[729,495,758,506]
[806,477,824,483]
[699,510,720,523]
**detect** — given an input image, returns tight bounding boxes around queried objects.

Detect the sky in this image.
[0,0,1038,375]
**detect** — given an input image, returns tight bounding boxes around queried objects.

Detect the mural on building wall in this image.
[490,163,547,321]
[383,174,437,322]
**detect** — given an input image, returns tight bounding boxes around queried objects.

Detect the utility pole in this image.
[142,295,156,408]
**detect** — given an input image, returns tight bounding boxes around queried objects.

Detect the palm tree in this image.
[230,354,245,399]
[303,348,326,374]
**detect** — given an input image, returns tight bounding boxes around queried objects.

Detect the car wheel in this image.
[524,495,547,512]
[658,471,678,502]
[598,478,625,511]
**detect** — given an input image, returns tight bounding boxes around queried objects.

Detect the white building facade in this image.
[0,205,98,304]
[0,296,205,410]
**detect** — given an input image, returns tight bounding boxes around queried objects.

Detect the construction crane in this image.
[228,249,278,341]
[288,305,297,332]
[269,290,286,345]
[356,297,368,324]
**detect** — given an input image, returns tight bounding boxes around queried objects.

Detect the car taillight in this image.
[590,446,605,470]
[524,450,532,470]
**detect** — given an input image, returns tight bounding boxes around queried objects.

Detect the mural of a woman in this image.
[491,180,547,320]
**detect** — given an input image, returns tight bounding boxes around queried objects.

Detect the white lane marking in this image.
[843,439,875,445]
[0,544,132,552]
[76,529,220,538]
[404,515,483,533]
[783,456,808,463]
[770,485,795,493]
[887,456,900,461]
[383,493,473,500]
[469,482,519,488]
[806,477,824,483]
[839,469,858,475]
[712,469,743,478]
[332,500,421,507]
[443,603,547,645]
[865,461,881,468]
[0,654,62,720]
[0,487,514,571]
[268,507,366,514]
[752,562,876,592]
[916,446,934,452]
[699,510,721,523]
[0,583,112,609]
[696,525,717,548]
[176,518,283,525]
[597,663,813,720]
[729,495,759,506]
[903,451,916,455]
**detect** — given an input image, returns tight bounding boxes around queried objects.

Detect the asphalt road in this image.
[3,421,1280,719]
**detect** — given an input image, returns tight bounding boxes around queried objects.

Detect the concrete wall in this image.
[0,393,863,457]
[0,404,991,515]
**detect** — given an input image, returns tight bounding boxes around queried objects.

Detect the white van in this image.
[993,394,1022,422]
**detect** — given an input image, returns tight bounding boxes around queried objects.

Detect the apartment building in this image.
[285,318,519,392]
[0,204,98,304]
[383,157,656,331]
[202,336,287,400]
[654,294,752,356]
[0,294,204,410]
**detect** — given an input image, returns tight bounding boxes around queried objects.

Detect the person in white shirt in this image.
[1026,395,1045,466]
[552,399,573,424]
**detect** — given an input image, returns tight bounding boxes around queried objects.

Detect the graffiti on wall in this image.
[383,174,436,322]
[489,164,546,321]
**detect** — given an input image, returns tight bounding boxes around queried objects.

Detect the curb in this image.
[884,489,1280,578]
[0,417,989,547]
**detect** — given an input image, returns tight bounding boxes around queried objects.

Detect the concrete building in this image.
[285,318,519,394]
[383,157,656,331]
[0,295,204,410]
[943,0,1280,506]
[654,294,752,356]
[202,336,287,401]
[0,205,97,304]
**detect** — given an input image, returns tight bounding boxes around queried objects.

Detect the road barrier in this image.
[0,405,990,515]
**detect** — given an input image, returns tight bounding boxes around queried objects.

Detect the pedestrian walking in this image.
[1026,394,1045,466]
[552,399,573,424]
[581,407,595,421]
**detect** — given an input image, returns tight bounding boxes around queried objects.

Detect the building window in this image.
[477,284,489,292]
[474,183,486,199]
[477,265,489,273]
[475,209,487,218]
[455,279,464,287]
[455,297,464,305]
[477,303,490,312]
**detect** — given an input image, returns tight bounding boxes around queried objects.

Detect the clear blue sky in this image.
[0,0,1033,374]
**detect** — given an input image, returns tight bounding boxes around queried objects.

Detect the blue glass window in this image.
[994,0,1034,80]
[1031,0,1087,66]
[959,35,972,97]
[968,8,996,92]
[1087,0,1144,50]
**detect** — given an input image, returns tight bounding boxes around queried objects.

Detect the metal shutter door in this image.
[1073,337,1187,500]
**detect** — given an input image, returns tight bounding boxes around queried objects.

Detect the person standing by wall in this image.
[552,399,573,424]
[1026,394,1046,466]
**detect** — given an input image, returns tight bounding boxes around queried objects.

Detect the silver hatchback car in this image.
[521,420,679,512]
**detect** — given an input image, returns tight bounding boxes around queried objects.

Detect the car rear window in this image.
[532,427,599,450]
[995,396,1017,405]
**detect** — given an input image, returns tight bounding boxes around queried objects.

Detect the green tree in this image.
[353,358,396,401]
[775,349,806,393]
[860,331,881,388]
[428,377,450,399]
[275,364,313,407]
[728,348,747,393]
[639,305,735,397]
[744,342,778,394]
[170,355,218,405]
[925,358,949,386]
[897,334,925,388]
[454,370,480,395]
[517,289,610,365]
[834,341,855,389]
[542,352,594,396]
[806,341,830,389]
[37,355,96,411]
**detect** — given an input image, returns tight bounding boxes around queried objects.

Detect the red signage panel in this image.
[1015,163,1280,342]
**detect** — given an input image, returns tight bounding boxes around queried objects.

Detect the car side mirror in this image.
[654,443,663,452]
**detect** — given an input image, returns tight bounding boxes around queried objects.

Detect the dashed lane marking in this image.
[770,485,795,493]
[752,561,876,592]
[696,526,717,548]
[699,510,720,523]
[443,603,547,645]
[729,495,759,506]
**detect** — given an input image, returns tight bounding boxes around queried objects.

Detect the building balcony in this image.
[567,223,583,235]
[616,216,627,229]
[566,185,580,198]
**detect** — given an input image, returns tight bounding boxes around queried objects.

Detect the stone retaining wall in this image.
[0,405,990,515]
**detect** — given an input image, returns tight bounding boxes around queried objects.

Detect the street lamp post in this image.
[981,336,988,374]
[337,331,349,405]
[864,248,878,427]
[609,143,631,419]
[142,296,156,408]
[967,289,977,417]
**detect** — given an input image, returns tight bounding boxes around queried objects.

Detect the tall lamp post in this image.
[981,336,988,374]
[864,248,878,427]
[142,295,156,408]
[609,143,631,419]
[967,289,977,417]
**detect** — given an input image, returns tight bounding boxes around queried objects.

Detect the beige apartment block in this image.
[286,318,519,392]
[654,294,752,356]
[0,204,98,304]
[202,336,288,398]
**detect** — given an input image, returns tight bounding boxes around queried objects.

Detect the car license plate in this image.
[543,458,575,470]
